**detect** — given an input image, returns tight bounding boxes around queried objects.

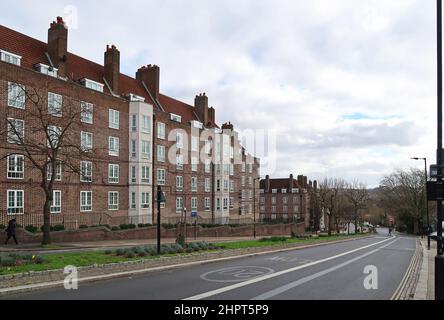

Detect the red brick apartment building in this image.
[0,17,259,228]
[259,174,318,229]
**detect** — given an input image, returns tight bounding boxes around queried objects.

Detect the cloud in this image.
[0,0,437,187]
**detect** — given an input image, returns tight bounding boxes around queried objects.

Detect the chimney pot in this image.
[136,64,160,98]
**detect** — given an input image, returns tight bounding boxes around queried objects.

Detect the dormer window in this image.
[292,188,299,193]
[170,113,182,123]
[35,63,58,78]
[80,78,104,93]
[190,120,203,129]
[0,49,21,66]
[128,93,145,102]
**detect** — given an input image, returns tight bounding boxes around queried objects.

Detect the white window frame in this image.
[191,177,198,192]
[80,161,92,182]
[7,118,24,144]
[80,191,92,212]
[108,191,119,210]
[109,109,120,129]
[176,132,184,149]
[130,192,137,209]
[141,192,150,209]
[204,197,211,211]
[205,178,211,193]
[176,196,183,212]
[142,115,150,133]
[7,190,24,215]
[48,92,63,117]
[109,136,119,156]
[191,197,197,211]
[50,190,62,213]
[1,49,21,66]
[8,82,25,109]
[131,114,137,132]
[157,145,165,162]
[7,154,24,179]
[191,136,199,152]
[131,140,137,158]
[108,164,119,184]
[141,166,150,183]
[176,175,183,191]
[157,122,166,139]
[157,168,165,185]
[47,125,61,148]
[81,102,93,124]
[205,159,211,173]
[191,157,198,172]
[141,140,150,158]
[81,131,93,151]
[47,159,62,181]
[176,154,184,170]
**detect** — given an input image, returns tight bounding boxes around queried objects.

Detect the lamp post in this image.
[253,176,261,239]
[411,157,430,250]
[156,186,166,255]
[436,0,444,300]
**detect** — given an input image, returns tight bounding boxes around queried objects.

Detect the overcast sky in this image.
[1,0,438,187]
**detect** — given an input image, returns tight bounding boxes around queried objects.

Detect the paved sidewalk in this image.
[414,238,435,300]
[0,235,291,254]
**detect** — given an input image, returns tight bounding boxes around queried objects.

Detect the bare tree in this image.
[1,79,106,244]
[318,178,345,236]
[344,180,369,234]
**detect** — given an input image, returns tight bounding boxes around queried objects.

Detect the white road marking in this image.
[183,236,396,300]
[252,238,399,300]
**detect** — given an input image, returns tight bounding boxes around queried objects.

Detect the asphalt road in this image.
[4,228,416,300]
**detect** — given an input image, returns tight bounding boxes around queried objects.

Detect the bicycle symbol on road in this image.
[200,266,275,283]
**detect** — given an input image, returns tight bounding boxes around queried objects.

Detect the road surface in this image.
[4,228,416,300]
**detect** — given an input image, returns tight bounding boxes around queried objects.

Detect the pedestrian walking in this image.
[388,227,392,237]
[4,219,19,245]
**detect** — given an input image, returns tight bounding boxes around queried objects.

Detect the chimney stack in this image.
[289,174,294,191]
[208,107,215,125]
[48,17,68,77]
[136,64,160,99]
[303,176,308,188]
[195,93,209,125]
[222,121,234,131]
[313,180,318,190]
[265,175,270,193]
[297,175,303,187]
[104,45,120,94]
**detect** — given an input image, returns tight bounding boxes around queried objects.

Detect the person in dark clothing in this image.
[388,227,393,237]
[4,219,18,245]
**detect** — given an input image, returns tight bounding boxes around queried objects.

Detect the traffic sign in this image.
[191,211,197,218]
[427,180,444,200]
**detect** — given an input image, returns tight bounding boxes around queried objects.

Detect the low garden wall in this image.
[4,223,306,244]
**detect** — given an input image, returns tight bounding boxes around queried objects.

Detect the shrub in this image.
[119,224,129,230]
[0,256,16,267]
[144,246,157,256]
[116,248,126,256]
[133,247,145,255]
[125,250,135,258]
[16,224,23,229]
[79,225,89,229]
[176,233,185,247]
[161,223,176,229]
[137,250,147,257]
[25,225,39,233]
[104,249,113,255]
[187,243,200,252]
[259,236,288,242]
[128,224,136,229]
[111,226,119,231]
[18,254,33,261]
[0,224,5,230]
[34,256,45,264]
[52,224,65,232]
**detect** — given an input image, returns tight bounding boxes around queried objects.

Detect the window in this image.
[216,164,221,174]
[108,137,119,156]
[176,132,184,149]
[191,197,197,211]
[272,189,278,194]
[48,92,62,116]
[47,125,61,148]
[176,197,183,212]
[7,190,24,214]
[108,192,119,210]
[131,114,137,132]
[131,166,136,183]
[130,192,136,209]
[176,176,183,191]
[223,179,229,192]
[7,118,24,144]
[216,179,221,192]
[157,169,165,185]
[80,161,92,182]
[128,93,145,102]
[223,198,228,210]
[191,136,199,152]
[293,196,299,204]
[248,164,253,173]
[260,189,265,194]
[81,102,93,124]
[191,177,197,192]
[8,82,25,109]
[249,190,253,199]
[176,154,184,170]
[204,141,211,154]
[51,190,61,213]
[1,49,21,65]
[241,176,245,187]
[157,122,166,139]
[142,115,150,133]
[271,214,277,220]
[47,159,62,181]
[141,192,150,209]
[157,145,165,162]
[81,131,93,151]
[292,188,299,193]
[230,164,234,176]
[216,197,221,210]
[170,113,182,123]
[283,205,288,213]
[272,206,276,213]
[108,164,119,183]
[230,146,234,159]
[283,197,288,204]
[204,197,211,211]
[141,140,150,158]
[109,109,120,129]
[241,162,246,172]
[81,78,104,92]
[7,155,24,179]
[282,189,287,194]
[205,159,211,173]
[223,164,229,175]
[35,63,58,77]
[141,166,150,183]
[80,191,92,211]
[260,205,265,213]
[293,206,299,213]
[191,157,198,172]
[272,197,276,204]
[229,197,234,209]
[230,180,234,192]
[249,177,253,186]
[131,140,137,158]
[190,120,203,129]
[205,178,211,193]
[223,141,229,157]
[260,196,265,204]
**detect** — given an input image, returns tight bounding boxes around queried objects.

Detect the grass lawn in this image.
[214,233,369,250]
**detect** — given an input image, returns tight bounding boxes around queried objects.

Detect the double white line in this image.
[184,236,399,300]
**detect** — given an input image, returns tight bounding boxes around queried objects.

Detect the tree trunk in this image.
[347,222,350,235]
[328,214,332,236]
[42,198,51,245]
[355,216,358,234]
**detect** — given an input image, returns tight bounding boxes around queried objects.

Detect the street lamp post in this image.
[411,157,430,250]
[157,186,166,255]
[436,0,444,300]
